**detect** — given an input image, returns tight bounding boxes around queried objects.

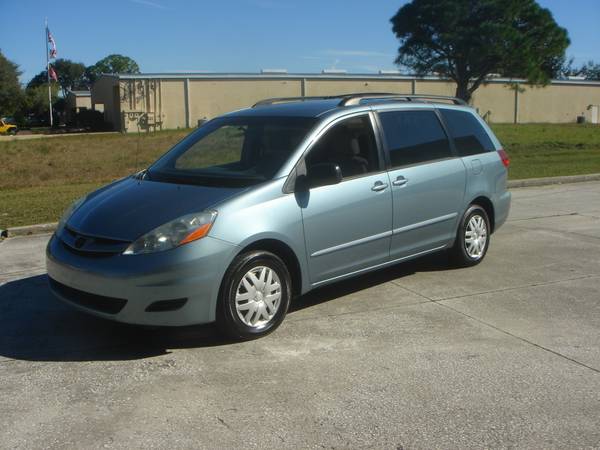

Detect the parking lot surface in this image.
[1,182,599,449]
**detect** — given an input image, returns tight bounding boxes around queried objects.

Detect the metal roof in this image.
[67,90,91,96]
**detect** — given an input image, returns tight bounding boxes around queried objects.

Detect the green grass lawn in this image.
[1,124,599,228]
[1,183,103,229]
[492,124,600,179]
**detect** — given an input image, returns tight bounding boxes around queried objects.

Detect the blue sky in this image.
[1,0,599,84]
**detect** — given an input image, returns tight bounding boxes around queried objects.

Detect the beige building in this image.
[65,90,92,122]
[90,72,600,132]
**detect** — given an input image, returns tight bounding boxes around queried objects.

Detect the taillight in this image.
[497,148,510,168]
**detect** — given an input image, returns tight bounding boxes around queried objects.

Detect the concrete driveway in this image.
[1,182,599,449]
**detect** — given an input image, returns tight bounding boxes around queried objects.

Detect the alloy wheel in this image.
[464,214,487,259]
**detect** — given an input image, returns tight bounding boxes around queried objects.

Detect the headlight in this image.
[56,196,87,233]
[123,210,217,255]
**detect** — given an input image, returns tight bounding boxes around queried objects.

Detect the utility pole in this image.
[45,18,53,127]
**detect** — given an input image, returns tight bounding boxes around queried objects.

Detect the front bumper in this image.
[46,233,239,326]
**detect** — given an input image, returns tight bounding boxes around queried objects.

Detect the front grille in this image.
[60,226,131,256]
[49,277,127,314]
[61,242,116,258]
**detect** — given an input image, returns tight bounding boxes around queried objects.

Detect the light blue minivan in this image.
[47,93,511,339]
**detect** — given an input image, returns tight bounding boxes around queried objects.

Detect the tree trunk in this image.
[455,80,472,103]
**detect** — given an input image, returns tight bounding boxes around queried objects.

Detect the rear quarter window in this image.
[439,109,495,156]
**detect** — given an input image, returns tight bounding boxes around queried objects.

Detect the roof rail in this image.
[252,93,403,108]
[338,93,467,106]
[252,93,468,108]
[252,96,339,107]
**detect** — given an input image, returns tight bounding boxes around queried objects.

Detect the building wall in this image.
[76,96,92,110]
[92,74,600,132]
[518,83,600,123]
[66,94,91,111]
[117,79,165,132]
[188,79,302,125]
[160,80,186,129]
[65,93,92,124]
[305,79,414,96]
[90,76,119,128]
[470,83,516,123]
[414,80,456,96]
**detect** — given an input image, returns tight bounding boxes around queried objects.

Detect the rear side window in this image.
[439,109,495,156]
[379,110,452,168]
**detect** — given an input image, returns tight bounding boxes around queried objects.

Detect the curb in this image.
[507,173,600,188]
[2,173,600,238]
[5,222,57,238]
[0,131,119,142]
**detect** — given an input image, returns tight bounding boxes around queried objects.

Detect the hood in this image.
[67,177,245,241]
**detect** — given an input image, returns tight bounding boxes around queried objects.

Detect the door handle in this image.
[371,181,389,192]
[392,175,408,187]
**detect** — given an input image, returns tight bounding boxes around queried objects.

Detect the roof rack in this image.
[252,93,467,108]
[338,93,467,106]
[252,96,339,107]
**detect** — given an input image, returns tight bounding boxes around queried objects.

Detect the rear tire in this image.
[450,205,490,267]
[216,250,291,340]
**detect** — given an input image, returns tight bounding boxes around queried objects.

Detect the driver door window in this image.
[306,115,381,181]
[299,114,393,284]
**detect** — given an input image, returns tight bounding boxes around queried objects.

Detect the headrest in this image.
[350,138,360,155]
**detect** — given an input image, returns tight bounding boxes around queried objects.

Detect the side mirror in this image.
[305,162,342,189]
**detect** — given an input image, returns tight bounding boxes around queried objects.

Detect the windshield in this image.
[148,116,316,187]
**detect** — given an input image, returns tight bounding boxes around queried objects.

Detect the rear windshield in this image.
[439,109,495,156]
[148,116,316,187]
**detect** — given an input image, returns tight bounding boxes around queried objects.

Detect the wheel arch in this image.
[469,195,495,233]
[236,238,303,298]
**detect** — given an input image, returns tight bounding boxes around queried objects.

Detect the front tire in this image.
[450,205,490,267]
[217,250,291,340]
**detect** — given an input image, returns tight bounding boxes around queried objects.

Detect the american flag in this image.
[47,28,57,59]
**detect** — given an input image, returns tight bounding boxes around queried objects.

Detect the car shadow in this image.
[290,251,453,313]
[0,252,453,363]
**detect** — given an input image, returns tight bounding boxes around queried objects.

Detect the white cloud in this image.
[129,0,167,10]
[321,49,394,58]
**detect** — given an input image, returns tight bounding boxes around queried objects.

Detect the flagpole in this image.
[45,18,53,127]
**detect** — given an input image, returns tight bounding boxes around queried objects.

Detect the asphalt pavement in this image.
[1,181,599,449]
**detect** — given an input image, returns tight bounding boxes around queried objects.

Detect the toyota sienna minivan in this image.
[47,93,511,339]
